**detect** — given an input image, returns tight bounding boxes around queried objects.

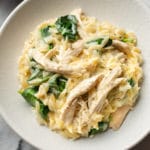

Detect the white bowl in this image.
[0,0,150,149]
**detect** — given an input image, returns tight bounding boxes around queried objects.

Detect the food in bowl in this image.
[18,9,143,139]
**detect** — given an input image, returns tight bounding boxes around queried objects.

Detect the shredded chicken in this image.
[71,40,84,55]
[89,67,123,114]
[56,40,84,64]
[115,52,126,63]
[45,48,58,58]
[112,40,130,55]
[88,88,97,108]
[61,74,103,124]
[75,100,90,136]
[61,98,79,124]
[110,105,131,130]
[31,50,85,76]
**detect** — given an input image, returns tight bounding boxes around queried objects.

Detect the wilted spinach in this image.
[48,74,67,98]
[86,38,104,45]
[104,38,112,47]
[20,86,39,107]
[121,38,134,43]
[128,78,135,87]
[20,86,50,120]
[41,25,51,37]
[86,38,112,48]
[55,15,78,41]
[38,102,50,120]
[88,122,109,136]
[48,43,54,50]
[28,62,51,86]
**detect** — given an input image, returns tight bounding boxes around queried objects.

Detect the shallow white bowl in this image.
[0,0,150,149]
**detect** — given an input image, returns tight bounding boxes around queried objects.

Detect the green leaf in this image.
[20,87,39,107]
[29,58,43,70]
[127,78,135,87]
[41,25,51,37]
[28,67,50,86]
[87,38,104,45]
[86,38,112,48]
[48,43,54,50]
[48,74,67,98]
[28,68,42,81]
[49,74,60,88]
[58,78,67,91]
[28,76,50,86]
[20,87,50,120]
[88,122,109,136]
[55,15,78,41]
[104,39,112,47]
[49,88,61,98]
[39,102,49,120]
[121,38,134,43]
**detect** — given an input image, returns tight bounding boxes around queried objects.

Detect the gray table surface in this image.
[0,0,149,150]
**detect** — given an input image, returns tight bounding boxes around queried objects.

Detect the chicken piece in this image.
[67,74,103,104]
[99,66,122,87]
[75,100,90,136]
[45,48,58,58]
[61,98,78,124]
[112,40,130,55]
[57,40,84,64]
[61,74,104,124]
[89,67,123,114]
[55,48,73,64]
[31,50,85,76]
[88,88,97,108]
[90,78,123,114]
[110,105,131,130]
[72,40,84,54]
[115,52,126,63]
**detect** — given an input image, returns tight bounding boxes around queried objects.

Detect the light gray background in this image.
[0,0,149,150]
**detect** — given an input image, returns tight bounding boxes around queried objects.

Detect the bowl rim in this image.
[0,0,149,149]
[0,1,41,149]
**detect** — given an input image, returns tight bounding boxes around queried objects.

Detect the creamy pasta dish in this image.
[18,9,143,139]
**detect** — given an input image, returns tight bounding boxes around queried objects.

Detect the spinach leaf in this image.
[39,102,49,120]
[87,38,104,45]
[20,87,50,120]
[20,86,39,107]
[128,78,135,87]
[88,122,109,136]
[28,68,42,81]
[55,15,78,41]
[121,38,134,43]
[58,77,67,92]
[28,64,51,86]
[29,58,43,70]
[28,76,50,86]
[48,74,67,98]
[86,38,112,48]
[104,39,112,47]
[48,43,54,50]
[41,25,51,37]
